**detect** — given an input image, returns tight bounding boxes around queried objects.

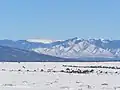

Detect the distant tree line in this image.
[63,65,120,69]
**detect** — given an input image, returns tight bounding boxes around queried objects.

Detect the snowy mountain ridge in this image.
[30,37,120,58]
[0,37,120,59]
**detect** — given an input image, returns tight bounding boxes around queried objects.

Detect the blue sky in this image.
[0,0,120,40]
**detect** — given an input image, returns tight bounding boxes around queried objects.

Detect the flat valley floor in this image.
[0,62,120,90]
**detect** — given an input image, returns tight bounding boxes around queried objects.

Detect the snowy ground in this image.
[0,62,120,90]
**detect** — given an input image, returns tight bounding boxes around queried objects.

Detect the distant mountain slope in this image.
[33,38,114,58]
[1,38,120,59]
[31,37,120,58]
[0,45,64,62]
[0,39,48,50]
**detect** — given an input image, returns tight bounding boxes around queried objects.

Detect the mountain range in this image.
[1,37,120,61]
[0,45,65,62]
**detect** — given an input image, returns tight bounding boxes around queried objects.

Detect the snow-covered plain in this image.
[0,62,120,90]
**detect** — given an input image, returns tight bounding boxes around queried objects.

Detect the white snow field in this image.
[0,62,120,90]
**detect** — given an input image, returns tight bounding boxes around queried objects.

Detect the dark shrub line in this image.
[63,65,120,69]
